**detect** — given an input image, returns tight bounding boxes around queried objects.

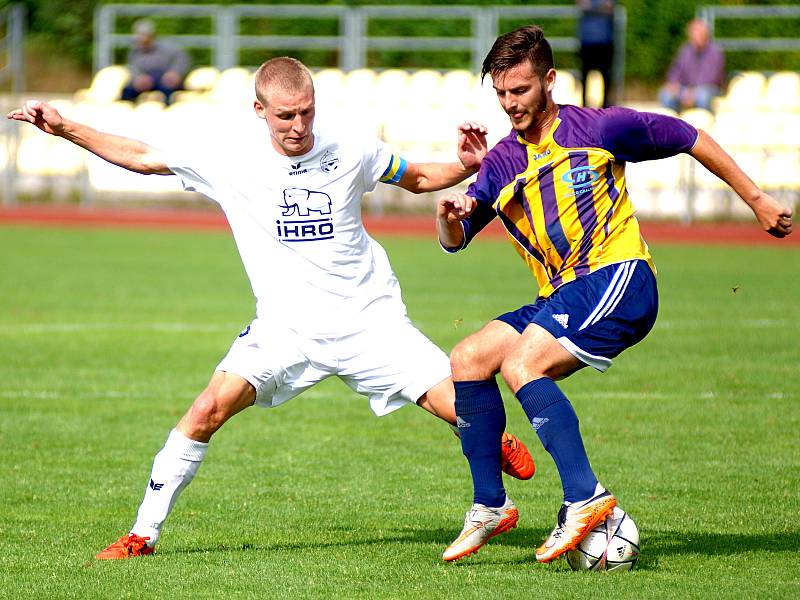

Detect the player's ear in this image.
[545,69,557,94]
[253,99,267,120]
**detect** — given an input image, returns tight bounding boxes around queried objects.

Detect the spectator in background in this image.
[577,0,616,108]
[121,18,189,105]
[659,18,725,113]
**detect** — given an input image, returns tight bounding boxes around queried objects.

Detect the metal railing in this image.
[697,5,800,53]
[94,4,625,90]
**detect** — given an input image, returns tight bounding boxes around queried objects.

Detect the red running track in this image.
[0,204,796,247]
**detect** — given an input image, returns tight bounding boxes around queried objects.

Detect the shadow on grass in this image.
[163,526,800,571]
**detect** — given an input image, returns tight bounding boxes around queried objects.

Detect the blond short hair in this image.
[254,57,314,104]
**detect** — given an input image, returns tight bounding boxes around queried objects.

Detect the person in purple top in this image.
[437,24,792,566]
[659,19,726,113]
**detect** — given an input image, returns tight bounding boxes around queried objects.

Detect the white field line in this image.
[0,322,242,334]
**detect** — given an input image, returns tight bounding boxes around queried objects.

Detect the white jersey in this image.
[166,126,406,337]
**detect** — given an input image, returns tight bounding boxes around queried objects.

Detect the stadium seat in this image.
[762,150,800,195]
[716,71,766,111]
[440,70,476,102]
[184,66,220,93]
[406,69,443,106]
[679,107,715,131]
[374,69,411,108]
[552,70,580,106]
[583,70,604,108]
[763,71,800,111]
[74,65,130,103]
[313,68,346,108]
[344,68,378,102]
[212,67,255,107]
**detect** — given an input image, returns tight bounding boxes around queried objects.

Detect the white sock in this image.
[130,429,208,547]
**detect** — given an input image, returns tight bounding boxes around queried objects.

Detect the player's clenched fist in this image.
[438,192,476,224]
[6,100,65,136]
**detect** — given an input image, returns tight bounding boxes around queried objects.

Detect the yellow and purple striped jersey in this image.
[457,105,698,298]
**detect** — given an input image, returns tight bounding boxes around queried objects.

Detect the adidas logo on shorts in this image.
[552,313,570,329]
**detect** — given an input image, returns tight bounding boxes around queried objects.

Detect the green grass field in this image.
[1,224,798,599]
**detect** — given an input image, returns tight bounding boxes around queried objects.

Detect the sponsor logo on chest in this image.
[276,187,335,242]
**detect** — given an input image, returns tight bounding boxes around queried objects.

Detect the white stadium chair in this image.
[583,70,604,108]
[716,71,766,112]
[440,69,477,103]
[406,69,443,107]
[679,107,715,131]
[184,66,220,93]
[763,71,800,111]
[211,67,255,108]
[313,68,347,108]
[343,68,378,103]
[552,70,581,106]
[374,69,411,109]
[74,65,131,104]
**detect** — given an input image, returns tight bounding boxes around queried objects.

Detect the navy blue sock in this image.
[454,379,506,507]
[516,377,597,503]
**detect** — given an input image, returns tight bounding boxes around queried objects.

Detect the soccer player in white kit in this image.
[8,57,535,559]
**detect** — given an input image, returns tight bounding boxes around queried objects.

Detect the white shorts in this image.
[216,316,451,416]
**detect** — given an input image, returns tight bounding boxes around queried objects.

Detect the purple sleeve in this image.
[599,107,698,163]
[448,172,497,250]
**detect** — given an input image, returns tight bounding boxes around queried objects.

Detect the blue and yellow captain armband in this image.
[379,155,407,185]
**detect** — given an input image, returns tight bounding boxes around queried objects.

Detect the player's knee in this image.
[450,338,485,380]
[187,388,235,436]
[500,352,548,391]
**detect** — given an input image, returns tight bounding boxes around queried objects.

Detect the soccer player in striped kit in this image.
[437,25,793,563]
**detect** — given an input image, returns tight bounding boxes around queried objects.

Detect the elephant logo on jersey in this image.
[320,150,340,173]
[279,188,332,216]
[276,188,335,242]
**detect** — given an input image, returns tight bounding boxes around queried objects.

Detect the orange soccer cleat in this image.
[95,533,155,560]
[500,432,535,480]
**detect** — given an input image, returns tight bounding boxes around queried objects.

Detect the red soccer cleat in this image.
[500,432,535,480]
[95,533,155,560]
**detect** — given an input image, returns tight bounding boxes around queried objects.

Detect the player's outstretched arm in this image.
[690,129,793,238]
[436,192,476,249]
[397,122,488,193]
[7,100,171,175]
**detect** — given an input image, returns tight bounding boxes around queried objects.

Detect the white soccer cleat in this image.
[443,496,519,562]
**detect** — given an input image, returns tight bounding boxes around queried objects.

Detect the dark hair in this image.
[481,25,554,81]
[255,57,314,104]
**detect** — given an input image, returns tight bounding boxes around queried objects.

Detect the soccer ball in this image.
[566,506,640,572]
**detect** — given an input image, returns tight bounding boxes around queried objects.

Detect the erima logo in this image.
[533,149,551,161]
[289,161,308,175]
[456,416,471,428]
[552,313,570,329]
[531,417,550,430]
[149,479,164,491]
[238,325,251,338]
